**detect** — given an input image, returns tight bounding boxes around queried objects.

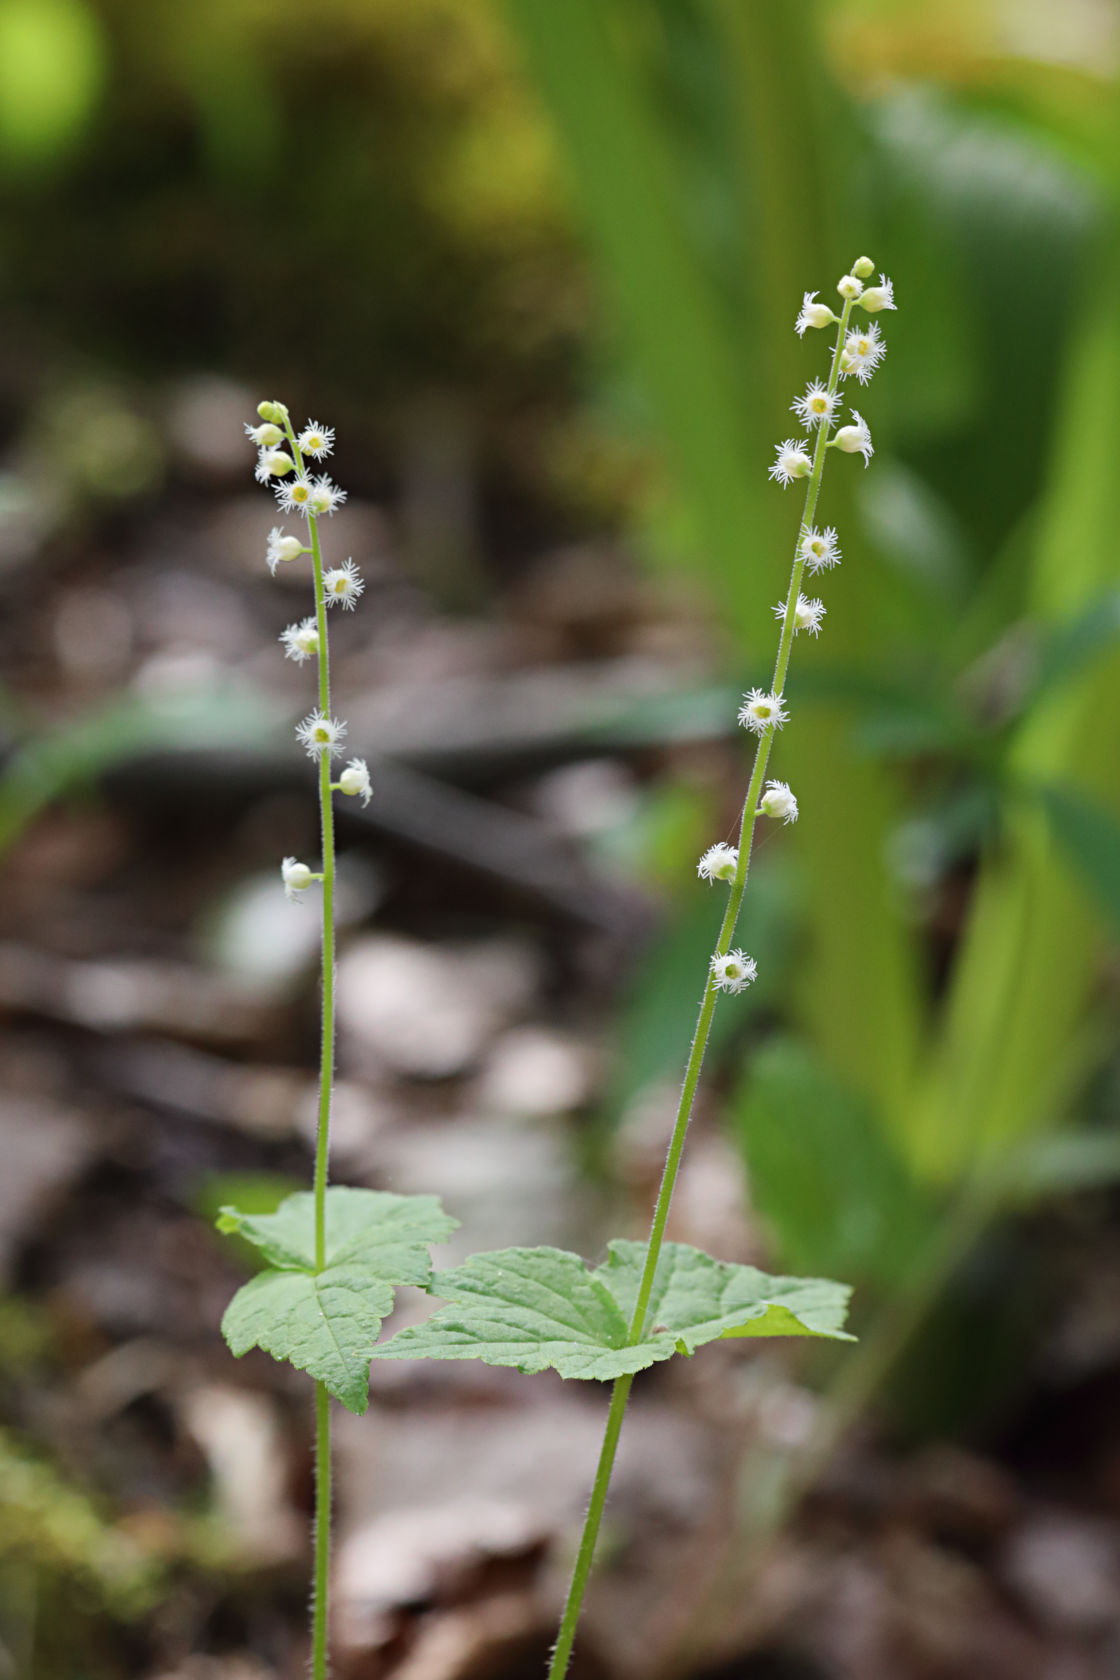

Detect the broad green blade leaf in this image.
[222,1266,394,1414]
[1036,782,1120,939]
[732,1039,935,1289]
[217,1186,458,1282]
[371,1240,852,1380]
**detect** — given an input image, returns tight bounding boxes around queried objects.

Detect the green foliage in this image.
[734,1041,934,1288]
[1036,781,1120,940]
[219,1188,458,1414]
[0,0,106,169]
[371,1240,852,1379]
[0,1427,158,1616]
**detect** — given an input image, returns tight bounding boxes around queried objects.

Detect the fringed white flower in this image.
[298,421,335,460]
[276,474,313,514]
[836,272,864,301]
[791,380,839,429]
[276,474,346,518]
[774,594,826,637]
[323,560,364,610]
[738,689,789,735]
[760,781,798,824]
[841,322,886,385]
[798,526,841,574]
[338,758,372,805]
[769,438,813,487]
[296,710,347,758]
[280,617,320,663]
[710,950,757,993]
[697,842,738,883]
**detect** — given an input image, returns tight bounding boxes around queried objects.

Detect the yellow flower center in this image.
[810,396,828,413]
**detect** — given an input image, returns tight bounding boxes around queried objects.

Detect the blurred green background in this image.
[3,0,1120,1676]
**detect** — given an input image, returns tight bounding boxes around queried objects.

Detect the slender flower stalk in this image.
[247,398,373,1680]
[546,261,892,1680]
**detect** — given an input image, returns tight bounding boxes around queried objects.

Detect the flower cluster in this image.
[245,400,373,902]
[700,257,895,997]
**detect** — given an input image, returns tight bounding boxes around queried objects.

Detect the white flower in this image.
[697,842,739,883]
[323,559,364,610]
[276,474,313,514]
[280,617,320,663]
[338,758,372,805]
[255,449,295,484]
[795,290,837,336]
[281,856,314,900]
[307,475,346,517]
[298,421,335,460]
[760,780,798,824]
[832,410,873,465]
[841,322,886,385]
[245,421,284,449]
[296,710,347,758]
[774,594,826,636]
[710,949,757,993]
[860,273,896,313]
[836,273,864,301]
[791,380,839,429]
[768,438,813,487]
[267,527,306,574]
[738,689,789,735]
[798,526,841,573]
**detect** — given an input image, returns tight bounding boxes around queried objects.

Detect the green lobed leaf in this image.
[218,1186,459,1412]
[217,1185,458,1281]
[371,1240,853,1380]
[222,1267,394,1415]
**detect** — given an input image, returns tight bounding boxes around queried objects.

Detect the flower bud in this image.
[245,421,284,449]
[795,291,838,335]
[852,256,875,279]
[859,274,896,313]
[338,758,372,805]
[257,450,295,480]
[831,410,873,465]
[760,780,799,824]
[257,400,288,424]
[836,273,864,301]
[281,856,314,899]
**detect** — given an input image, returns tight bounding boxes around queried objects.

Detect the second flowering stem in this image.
[546,294,856,1680]
[283,417,337,1680]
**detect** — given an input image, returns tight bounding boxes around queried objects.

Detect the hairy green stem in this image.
[545,297,855,1680]
[283,418,337,1680]
[312,1379,332,1678]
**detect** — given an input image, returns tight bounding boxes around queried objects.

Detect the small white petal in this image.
[338,757,372,805]
[760,780,798,824]
[710,949,758,993]
[295,710,347,759]
[298,421,335,460]
[798,526,841,574]
[697,842,739,883]
[323,560,364,610]
[791,380,839,429]
[737,689,789,735]
[281,856,314,900]
[768,438,813,487]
